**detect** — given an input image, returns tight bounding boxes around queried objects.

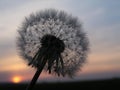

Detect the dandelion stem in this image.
[26,59,47,90]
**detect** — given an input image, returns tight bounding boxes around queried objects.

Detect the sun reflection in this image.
[12,76,22,83]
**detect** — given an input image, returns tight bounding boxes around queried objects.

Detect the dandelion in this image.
[17,9,89,90]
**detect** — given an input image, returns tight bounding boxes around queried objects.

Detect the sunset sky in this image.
[0,0,120,83]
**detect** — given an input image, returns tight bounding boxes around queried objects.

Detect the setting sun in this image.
[12,76,22,83]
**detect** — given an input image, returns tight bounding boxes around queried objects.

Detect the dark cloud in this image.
[0,71,12,82]
[0,69,33,83]
[75,70,120,81]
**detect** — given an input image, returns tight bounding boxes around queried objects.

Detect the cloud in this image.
[76,69,120,80]
[79,8,105,21]
[0,71,12,82]
[88,23,120,54]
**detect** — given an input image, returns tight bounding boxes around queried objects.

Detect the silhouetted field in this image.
[0,78,120,90]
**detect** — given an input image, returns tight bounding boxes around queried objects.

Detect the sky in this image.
[0,0,120,83]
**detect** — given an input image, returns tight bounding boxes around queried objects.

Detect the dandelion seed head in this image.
[17,9,89,77]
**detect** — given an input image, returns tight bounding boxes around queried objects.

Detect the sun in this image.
[12,76,22,83]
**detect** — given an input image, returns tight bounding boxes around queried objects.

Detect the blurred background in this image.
[0,0,120,84]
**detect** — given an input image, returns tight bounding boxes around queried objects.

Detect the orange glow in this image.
[12,76,22,83]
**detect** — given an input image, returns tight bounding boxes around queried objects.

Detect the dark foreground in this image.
[0,78,120,90]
